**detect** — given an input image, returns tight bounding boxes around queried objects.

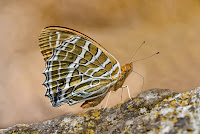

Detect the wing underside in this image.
[39,26,121,106]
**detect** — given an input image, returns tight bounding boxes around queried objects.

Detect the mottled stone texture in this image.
[1,87,200,134]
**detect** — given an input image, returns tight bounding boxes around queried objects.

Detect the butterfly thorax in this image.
[110,62,133,92]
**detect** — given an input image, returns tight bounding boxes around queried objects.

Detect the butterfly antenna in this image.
[133,52,160,63]
[129,41,146,62]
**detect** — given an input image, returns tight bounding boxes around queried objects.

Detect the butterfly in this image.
[39,26,133,108]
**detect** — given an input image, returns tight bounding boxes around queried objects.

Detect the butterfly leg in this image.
[103,91,111,110]
[132,70,144,93]
[121,87,124,102]
[121,85,132,100]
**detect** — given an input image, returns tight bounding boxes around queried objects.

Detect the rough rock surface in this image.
[1,87,200,134]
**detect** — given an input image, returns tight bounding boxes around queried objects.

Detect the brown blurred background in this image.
[0,0,200,128]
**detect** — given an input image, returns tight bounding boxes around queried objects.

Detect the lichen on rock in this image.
[1,87,200,134]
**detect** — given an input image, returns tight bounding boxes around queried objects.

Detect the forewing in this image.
[39,26,121,107]
[39,27,77,61]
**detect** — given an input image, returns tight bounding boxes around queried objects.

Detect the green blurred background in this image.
[0,0,200,128]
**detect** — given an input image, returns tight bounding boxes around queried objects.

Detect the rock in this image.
[1,87,200,134]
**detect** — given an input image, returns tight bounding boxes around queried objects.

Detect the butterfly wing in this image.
[39,26,121,107]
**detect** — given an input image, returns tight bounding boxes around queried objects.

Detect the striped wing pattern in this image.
[39,26,121,107]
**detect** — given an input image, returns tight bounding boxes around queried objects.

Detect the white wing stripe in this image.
[55,31,60,46]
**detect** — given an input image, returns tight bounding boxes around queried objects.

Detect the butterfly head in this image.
[121,62,133,75]
[126,62,133,73]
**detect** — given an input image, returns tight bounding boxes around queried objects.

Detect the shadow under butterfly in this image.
[39,26,133,108]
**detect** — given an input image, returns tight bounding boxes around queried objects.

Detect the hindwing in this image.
[39,26,121,107]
